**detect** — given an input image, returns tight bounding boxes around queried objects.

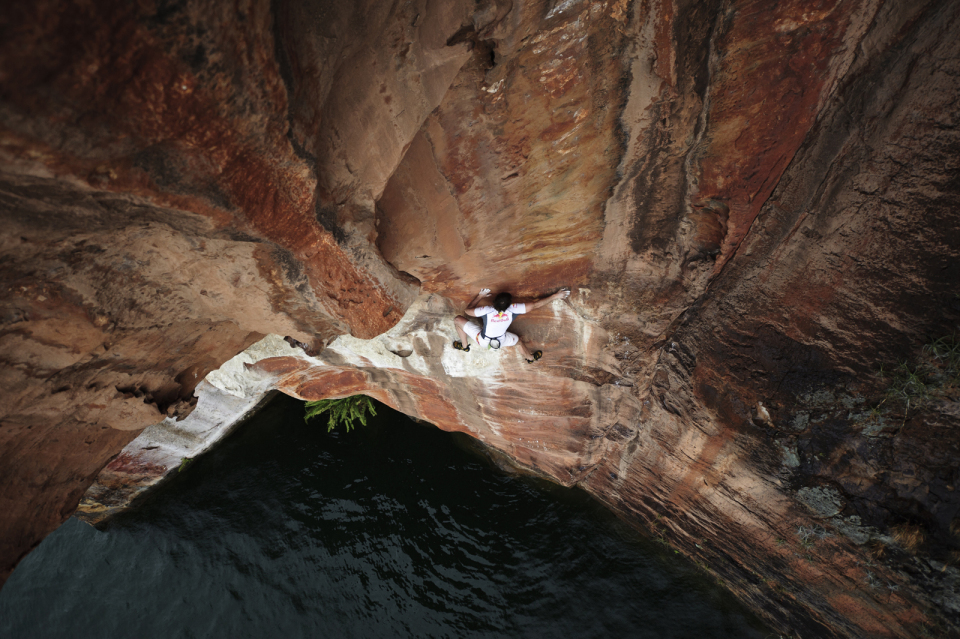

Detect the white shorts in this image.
[463,321,519,348]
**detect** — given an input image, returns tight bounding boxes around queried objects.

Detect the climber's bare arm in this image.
[464,288,492,317]
[518,287,570,312]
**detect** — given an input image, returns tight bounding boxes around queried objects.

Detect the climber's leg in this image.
[514,335,535,360]
[454,316,471,345]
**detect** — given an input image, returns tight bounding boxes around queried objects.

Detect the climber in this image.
[452,287,570,363]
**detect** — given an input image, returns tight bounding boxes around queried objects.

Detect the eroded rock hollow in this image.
[1,0,959,636]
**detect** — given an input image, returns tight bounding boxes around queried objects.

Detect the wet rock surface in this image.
[2,0,960,637]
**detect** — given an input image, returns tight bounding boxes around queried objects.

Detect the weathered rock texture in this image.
[2,0,959,637]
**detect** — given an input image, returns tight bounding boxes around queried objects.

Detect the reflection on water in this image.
[1,394,768,638]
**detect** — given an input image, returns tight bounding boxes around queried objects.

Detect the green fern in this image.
[304,395,377,432]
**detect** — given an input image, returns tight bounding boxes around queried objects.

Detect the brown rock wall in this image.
[0,0,420,336]
[0,0,487,583]
[589,1,960,635]
[260,292,639,487]
[2,0,960,637]
[377,0,629,300]
[0,174,338,583]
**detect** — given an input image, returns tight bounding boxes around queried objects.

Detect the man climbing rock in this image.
[452,287,571,363]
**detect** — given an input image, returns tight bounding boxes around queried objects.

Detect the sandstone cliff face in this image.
[2,0,959,637]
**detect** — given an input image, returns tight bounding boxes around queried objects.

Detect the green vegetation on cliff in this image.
[879,333,959,415]
[304,396,377,432]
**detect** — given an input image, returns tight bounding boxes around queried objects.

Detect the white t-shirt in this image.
[473,303,527,338]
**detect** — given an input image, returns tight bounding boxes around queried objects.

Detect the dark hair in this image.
[493,292,512,312]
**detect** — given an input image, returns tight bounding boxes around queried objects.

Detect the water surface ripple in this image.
[1,395,767,638]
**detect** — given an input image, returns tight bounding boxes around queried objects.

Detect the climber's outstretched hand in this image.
[523,287,571,312]
[466,288,492,313]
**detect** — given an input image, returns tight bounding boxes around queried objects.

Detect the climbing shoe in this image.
[453,340,470,352]
[526,350,542,363]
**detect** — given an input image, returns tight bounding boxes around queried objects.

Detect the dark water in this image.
[1,395,768,638]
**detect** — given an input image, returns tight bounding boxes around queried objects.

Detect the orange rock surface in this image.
[2,0,959,637]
